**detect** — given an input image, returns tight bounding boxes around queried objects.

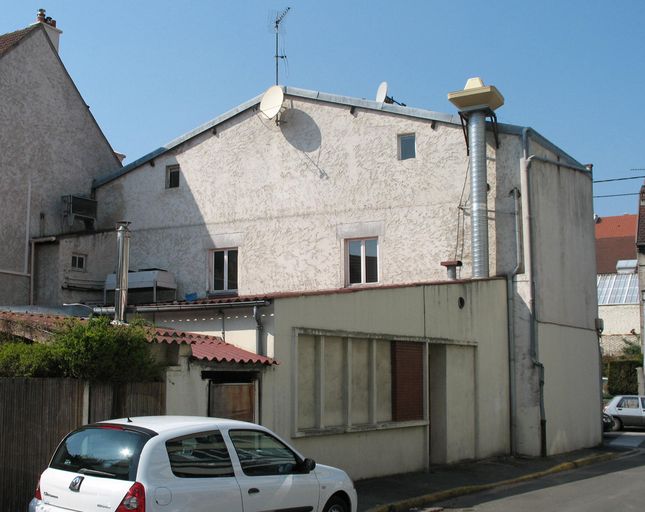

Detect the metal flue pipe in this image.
[469,110,489,278]
[447,77,504,280]
[114,222,131,324]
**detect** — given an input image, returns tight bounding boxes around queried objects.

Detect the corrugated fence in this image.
[0,378,164,512]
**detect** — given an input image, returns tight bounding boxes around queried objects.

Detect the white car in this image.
[29,416,357,512]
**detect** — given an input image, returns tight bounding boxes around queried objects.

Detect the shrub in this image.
[0,341,60,377]
[607,359,641,396]
[52,316,161,382]
[0,316,161,382]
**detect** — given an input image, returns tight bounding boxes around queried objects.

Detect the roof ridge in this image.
[0,24,39,58]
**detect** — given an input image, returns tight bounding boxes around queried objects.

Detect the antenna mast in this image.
[274,7,290,85]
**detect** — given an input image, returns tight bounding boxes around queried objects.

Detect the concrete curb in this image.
[364,451,627,512]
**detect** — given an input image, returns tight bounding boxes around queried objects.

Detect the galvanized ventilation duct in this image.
[448,77,504,279]
[114,222,131,324]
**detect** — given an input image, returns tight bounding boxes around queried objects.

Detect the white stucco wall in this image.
[0,25,120,305]
[32,231,118,306]
[93,96,523,300]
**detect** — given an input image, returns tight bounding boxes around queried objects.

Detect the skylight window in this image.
[597,273,639,305]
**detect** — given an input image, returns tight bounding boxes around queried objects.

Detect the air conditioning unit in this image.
[62,195,97,228]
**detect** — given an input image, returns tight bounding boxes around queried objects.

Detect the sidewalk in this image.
[355,444,631,512]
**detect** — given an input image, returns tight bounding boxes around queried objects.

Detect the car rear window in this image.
[50,426,152,481]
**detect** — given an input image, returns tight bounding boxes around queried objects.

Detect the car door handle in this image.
[248,488,260,495]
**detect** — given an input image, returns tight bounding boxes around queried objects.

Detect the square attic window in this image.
[398,134,416,160]
[71,254,86,271]
[166,165,180,189]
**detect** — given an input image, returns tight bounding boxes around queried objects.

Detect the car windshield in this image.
[50,426,151,481]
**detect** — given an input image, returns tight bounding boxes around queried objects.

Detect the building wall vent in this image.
[62,195,97,229]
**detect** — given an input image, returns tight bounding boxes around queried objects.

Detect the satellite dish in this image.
[260,85,284,120]
[375,81,388,103]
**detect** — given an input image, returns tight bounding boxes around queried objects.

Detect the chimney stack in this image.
[34,9,62,52]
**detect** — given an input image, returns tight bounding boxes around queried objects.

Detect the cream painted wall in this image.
[164,345,210,416]
[515,139,601,455]
[266,280,508,479]
[0,25,120,305]
[539,323,602,453]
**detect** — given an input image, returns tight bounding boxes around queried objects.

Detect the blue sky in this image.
[3,1,644,216]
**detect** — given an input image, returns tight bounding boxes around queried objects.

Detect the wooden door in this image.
[209,382,256,422]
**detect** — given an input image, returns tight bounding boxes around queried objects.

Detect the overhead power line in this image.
[593,175,645,183]
[593,193,639,198]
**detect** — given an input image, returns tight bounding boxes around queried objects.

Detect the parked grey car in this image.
[604,395,645,430]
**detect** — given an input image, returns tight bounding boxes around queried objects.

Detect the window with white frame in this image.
[71,253,86,272]
[166,165,180,189]
[295,331,425,436]
[211,248,238,292]
[398,133,416,160]
[346,238,378,285]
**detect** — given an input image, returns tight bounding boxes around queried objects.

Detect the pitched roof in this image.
[150,327,276,365]
[0,311,275,366]
[594,214,637,273]
[595,214,637,239]
[0,25,38,57]
[92,87,587,189]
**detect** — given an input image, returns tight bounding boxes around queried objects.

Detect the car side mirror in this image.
[300,458,316,473]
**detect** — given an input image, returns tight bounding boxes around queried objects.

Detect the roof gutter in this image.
[91,299,271,316]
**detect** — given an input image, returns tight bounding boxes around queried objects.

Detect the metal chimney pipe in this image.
[448,78,504,279]
[114,222,131,324]
[469,110,489,278]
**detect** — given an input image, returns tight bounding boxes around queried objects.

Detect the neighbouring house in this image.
[0,11,122,306]
[18,77,603,479]
[0,310,276,422]
[595,214,640,356]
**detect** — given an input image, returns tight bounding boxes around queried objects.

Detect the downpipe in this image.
[506,187,522,455]
[521,128,549,457]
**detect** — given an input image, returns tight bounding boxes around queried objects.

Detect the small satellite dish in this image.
[260,85,284,120]
[375,81,388,103]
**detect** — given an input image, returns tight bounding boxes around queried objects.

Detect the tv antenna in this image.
[274,7,290,85]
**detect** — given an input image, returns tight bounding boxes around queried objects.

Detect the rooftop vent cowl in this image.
[448,77,504,279]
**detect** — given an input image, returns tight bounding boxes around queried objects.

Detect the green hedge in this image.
[0,316,161,382]
[607,359,641,396]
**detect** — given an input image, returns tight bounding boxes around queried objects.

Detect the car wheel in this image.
[611,417,623,432]
[323,495,349,512]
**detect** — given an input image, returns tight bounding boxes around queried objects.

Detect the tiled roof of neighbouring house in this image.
[594,214,637,273]
[0,25,37,57]
[0,311,276,366]
[151,327,276,365]
[595,214,637,239]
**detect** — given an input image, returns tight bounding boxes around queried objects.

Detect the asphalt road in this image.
[424,430,645,512]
